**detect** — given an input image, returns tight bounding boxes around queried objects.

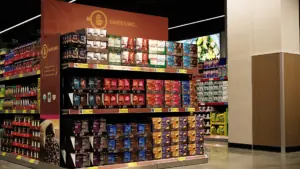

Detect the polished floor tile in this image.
[172,142,300,169]
[0,160,30,169]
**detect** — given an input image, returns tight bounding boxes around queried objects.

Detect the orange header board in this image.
[42,0,168,40]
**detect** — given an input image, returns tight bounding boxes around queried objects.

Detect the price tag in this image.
[36,70,40,75]
[87,167,98,169]
[30,110,35,114]
[4,110,8,114]
[5,77,9,80]
[1,152,6,156]
[187,108,195,112]
[155,68,165,72]
[119,109,128,113]
[97,64,108,69]
[169,108,179,112]
[22,110,27,113]
[76,63,88,68]
[128,162,138,167]
[177,69,187,74]
[131,67,141,71]
[12,110,16,113]
[81,109,93,114]
[178,157,186,161]
[151,108,162,112]
[29,159,35,163]
[16,155,22,160]
[19,74,23,78]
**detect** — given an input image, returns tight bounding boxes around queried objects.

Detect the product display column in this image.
[0,42,41,162]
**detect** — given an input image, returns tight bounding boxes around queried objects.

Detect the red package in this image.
[132,94,139,106]
[142,53,148,65]
[132,79,139,90]
[124,94,131,106]
[104,78,111,90]
[154,94,164,107]
[146,93,154,107]
[138,94,145,106]
[172,81,181,93]
[172,94,181,107]
[128,52,135,65]
[111,79,118,90]
[146,80,155,92]
[138,79,145,90]
[154,80,164,92]
[118,79,125,90]
[164,80,172,93]
[103,94,111,106]
[124,79,130,90]
[110,94,117,106]
[118,94,124,105]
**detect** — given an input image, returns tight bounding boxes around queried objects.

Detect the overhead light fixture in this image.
[0,0,77,35]
[168,15,225,30]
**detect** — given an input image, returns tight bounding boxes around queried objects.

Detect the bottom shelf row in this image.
[59,116,205,168]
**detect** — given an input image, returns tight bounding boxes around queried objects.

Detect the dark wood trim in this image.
[253,145,281,152]
[228,142,252,150]
[286,146,300,153]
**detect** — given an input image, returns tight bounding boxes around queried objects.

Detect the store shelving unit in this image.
[195,58,228,141]
[0,42,41,164]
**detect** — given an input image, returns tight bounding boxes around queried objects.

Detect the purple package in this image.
[93,136,108,150]
[93,152,101,166]
[179,131,188,144]
[179,144,188,156]
[162,131,171,146]
[92,119,107,134]
[195,133,204,143]
[74,121,82,134]
[179,117,188,131]
[162,146,172,158]
[196,143,204,155]
[75,153,90,168]
[195,116,204,129]
[162,117,171,131]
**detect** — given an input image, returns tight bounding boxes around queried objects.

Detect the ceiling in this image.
[0,0,225,48]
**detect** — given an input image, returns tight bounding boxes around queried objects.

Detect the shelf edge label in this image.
[119,109,128,113]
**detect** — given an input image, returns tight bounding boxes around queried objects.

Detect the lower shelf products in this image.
[0,115,40,160]
[62,115,204,168]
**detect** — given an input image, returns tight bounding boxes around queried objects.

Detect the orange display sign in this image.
[42,0,168,40]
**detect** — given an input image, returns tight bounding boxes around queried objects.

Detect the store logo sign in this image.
[41,44,59,59]
[87,10,137,29]
[87,10,108,29]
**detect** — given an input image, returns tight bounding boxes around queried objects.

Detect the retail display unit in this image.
[56,28,206,168]
[0,43,41,163]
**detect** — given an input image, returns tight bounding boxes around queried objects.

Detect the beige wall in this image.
[227,0,299,145]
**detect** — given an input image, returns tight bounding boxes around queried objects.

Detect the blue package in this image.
[138,150,146,161]
[123,152,131,163]
[182,81,190,93]
[73,95,80,106]
[124,124,131,136]
[138,124,145,135]
[183,94,190,106]
[108,139,116,151]
[167,41,175,54]
[124,138,131,149]
[167,55,175,67]
[183,56,191,68]
[183,43,190,55]
[138,137,145,148]
[73,78,80,89]
[108,154,115,164]
[108,125,117,137]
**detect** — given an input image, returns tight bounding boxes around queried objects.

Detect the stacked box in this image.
[182,80,197,107]
[164,80,181,108]
[146,80,164,108]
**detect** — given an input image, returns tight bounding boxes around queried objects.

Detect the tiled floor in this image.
[0,142,300,169]
[0,160,30,169]
[173,142,300,169]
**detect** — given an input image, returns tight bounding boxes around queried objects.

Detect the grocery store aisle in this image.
[173,142,300,169]
[0,160,30,169]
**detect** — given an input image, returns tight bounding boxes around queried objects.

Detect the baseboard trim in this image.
[286,146,300,153]
[253,145,281,152]
[228,142,252,149]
